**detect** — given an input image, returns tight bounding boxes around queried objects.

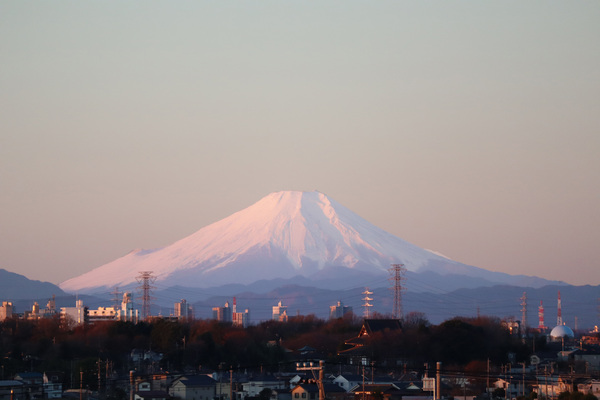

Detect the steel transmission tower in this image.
[362,288,373,318]
[137,271,156,320]
[520,292,527,337]
[111,286,122,309]
[389,264,406,319]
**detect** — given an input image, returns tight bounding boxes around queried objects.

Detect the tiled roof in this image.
[176,375,216,386]
[363,319,401,334]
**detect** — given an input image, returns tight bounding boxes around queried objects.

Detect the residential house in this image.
[169,375,216,400]
[393,381,427,398]
[271,388,292,400]
[332,375,364,392]
[349,383,400,400]
[0,381,25,400]
[135,380,170,400]
[577,380,600,397]
[291,384,347,400]
[534,375,573,400]
[572,349,600,372]
[289,375,312,390]
[240,375,287,400]
[14,372,44,399]
[214,372,248,400]
[43,371,65,399]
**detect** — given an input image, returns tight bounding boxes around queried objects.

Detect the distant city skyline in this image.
[1,2,599,286]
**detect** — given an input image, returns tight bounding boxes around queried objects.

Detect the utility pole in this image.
[520,362,526,398]
[487,359,490,400]
[436,362,442,400]
[389,264,406,319]
[97,359,101,398]
[297,360,324,400]
[371,362,375,384]
[129,370,134,400]
[362,365,366,400]
[105,361,110,395]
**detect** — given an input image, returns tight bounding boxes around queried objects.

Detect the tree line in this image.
[0,312,544,390]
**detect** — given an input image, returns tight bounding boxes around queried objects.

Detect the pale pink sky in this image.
[1,1,599,286]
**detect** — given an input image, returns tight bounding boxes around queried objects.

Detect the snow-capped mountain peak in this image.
[60,190,542,294]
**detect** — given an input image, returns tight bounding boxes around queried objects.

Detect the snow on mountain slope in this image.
[60,191,553,294]
[60,191,459,293]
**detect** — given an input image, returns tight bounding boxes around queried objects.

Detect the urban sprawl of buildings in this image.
[1,291,600,400]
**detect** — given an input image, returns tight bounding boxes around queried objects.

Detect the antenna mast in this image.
[137,271,156,320]
[389,264,406,319]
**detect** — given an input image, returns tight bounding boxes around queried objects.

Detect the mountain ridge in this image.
[59,191,559,294]
[0,268,66,299]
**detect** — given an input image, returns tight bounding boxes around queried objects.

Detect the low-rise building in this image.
[43,372,65,399]
[135,380,170,400]
[291,383,347,400]
[60,300,87,326]
[0,380,26,400]
[169,375,216,400]
[241,375,287,400]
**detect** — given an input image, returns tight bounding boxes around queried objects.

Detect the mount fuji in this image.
[59,191,557,294]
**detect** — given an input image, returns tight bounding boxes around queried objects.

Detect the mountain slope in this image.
[59,191,556,294]
[0,269,66,299]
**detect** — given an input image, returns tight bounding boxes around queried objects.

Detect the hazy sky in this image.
[1,1,599,287]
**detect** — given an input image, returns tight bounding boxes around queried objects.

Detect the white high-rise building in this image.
[213,301,233,322]
[329,301,352,319]
[175,299,192,320]
[272,300,288,322]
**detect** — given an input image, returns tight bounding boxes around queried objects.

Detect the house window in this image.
[302,393,306,398]
[295,394,299,399]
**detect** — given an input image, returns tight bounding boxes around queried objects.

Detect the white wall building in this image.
[60,299,87,326]
[0,302,13,321]
[273,301,288,322]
